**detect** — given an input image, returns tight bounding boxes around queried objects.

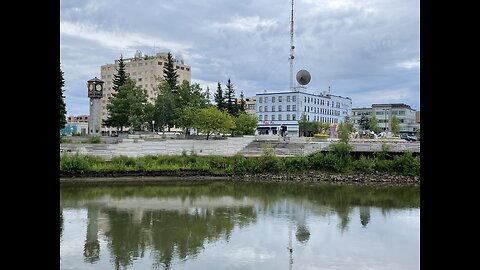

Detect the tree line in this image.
[60,53,257,139]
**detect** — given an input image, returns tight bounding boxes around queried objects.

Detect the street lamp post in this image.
[152,120,155,134]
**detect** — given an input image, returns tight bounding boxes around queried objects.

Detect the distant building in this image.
[244,97,256,116]
[351,103,419,133]
[255,90,352,137]
[416,111,420,124]
[100,51,192,126]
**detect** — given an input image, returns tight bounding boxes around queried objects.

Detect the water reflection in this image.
[61,182,419,270]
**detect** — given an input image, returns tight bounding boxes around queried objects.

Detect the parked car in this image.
[401,134,418,141]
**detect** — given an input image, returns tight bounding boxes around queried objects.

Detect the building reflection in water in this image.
[360,206,371,228]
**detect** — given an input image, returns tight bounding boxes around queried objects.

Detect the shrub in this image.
[352,155,375,173]
[330,142,353,159]
[60,153,89,173]
[393,152,420,176]
[88,136,101,144]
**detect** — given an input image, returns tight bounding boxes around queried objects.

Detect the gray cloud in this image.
[60,0,419,115]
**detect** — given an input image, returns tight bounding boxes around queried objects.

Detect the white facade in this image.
[351,103,419,133]
[256,91,352,137]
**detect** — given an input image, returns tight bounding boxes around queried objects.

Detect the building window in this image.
[292,105,296,111]
[248,104,255,110]
[264,106,268,112]
[138,78,142,81]
[278,114,282,120]
[292,114,296,120]
[264,115,268,121]
[376,111,384,115]
[272,115,275,121]
[272,97,275,103]
[279,96,282,102]
[287,114,290,120]
[287,105,290,111]
[278,105,282,112]
[287,96,291,102]
[327,101,329,106]
[293,96,297,102]
[259,97,263,103]
[186,67,190,71]
[258,115,262,121]
[304,106,306,112]
[259,106,263,112]
[181,67,184,70]
[176,66,180,69]
[399,110,405,115]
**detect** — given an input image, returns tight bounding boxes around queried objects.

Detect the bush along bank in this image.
[60,143,420,182]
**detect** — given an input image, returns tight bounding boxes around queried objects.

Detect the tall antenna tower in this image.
[289,0,295,91]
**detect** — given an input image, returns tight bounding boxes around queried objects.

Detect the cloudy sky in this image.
[60,0,419,116]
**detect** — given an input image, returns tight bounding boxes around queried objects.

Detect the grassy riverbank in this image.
[60,148,419,177]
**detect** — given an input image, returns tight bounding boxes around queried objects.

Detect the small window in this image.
[258,115,263,121]
[272,106,275,112]
[272,115,275,121]
[278,114,282,120]
[158,61,162,65]
[287,96,291,102]
[292,114,296,120]
[259,106,263,112]
[292,105,296,111]
[278,105,282,112]
[259,97,263,103]
[287,105,290,111]
[181,67,184,70]
[287,114,291,120]
[279,96,283,102]
[272,97,275,103]
[293,96,296,102]
[186,67,190,71]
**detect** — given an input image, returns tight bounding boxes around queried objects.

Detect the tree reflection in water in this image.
[61,182,419,269]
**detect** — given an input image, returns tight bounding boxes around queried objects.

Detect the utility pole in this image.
[289,0,295,91]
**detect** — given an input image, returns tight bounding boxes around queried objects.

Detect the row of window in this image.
[258,114,338,123]
[258,95,297,103]
[258,114,297,121]
[259,105,297,112]
[375,110,406,115]
[304,106,340,115]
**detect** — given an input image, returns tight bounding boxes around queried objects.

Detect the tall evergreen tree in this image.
[60,66,67,129]
[214,82,225,111]
[105,78,148,131]
[238,91,246,113]
[112,55,127,93]
[163,52,179,91]
[224,78,238,117]
[154,81,177,132]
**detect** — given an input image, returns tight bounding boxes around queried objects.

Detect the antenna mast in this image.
[289,0,295,91]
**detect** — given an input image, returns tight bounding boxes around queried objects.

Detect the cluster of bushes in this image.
[60,143,419,176]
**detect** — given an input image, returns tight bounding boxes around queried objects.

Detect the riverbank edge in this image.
[60,171,419,186]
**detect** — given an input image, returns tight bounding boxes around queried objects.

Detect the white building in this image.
[351,103,419,133]
[256,90,352,137]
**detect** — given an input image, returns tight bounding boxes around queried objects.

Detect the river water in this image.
[60,181,419,270]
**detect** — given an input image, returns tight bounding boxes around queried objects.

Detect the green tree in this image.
[224,78,238,117]
[154,81,177,133]
[60,66,67,129]
[369,115,381,133]
[163,52,179,91]
[106,78,148,131]
[214,82,225,111]
[337,116,354,143]
[298,113,313,137]
[105,55,128,130]
[359,114,370,132]
[233,113,257,135]
[390,115,401,135]
[112,55,127,93]
[238,91,246,113]
[193,107,235,140]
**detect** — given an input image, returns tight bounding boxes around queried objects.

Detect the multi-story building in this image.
[351,103,419,133]
[99,51,191,125]
[244,97,256,116]
[255,90,352,137]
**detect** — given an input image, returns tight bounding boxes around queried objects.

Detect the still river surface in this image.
[60,181,419,270]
